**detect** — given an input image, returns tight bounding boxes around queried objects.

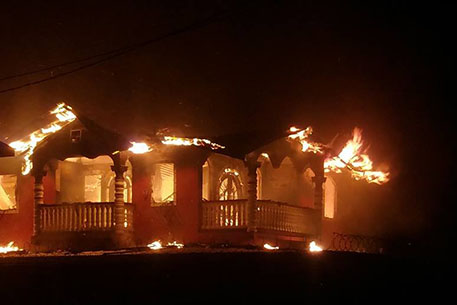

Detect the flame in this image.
[8,103,77,175]
[128,142,153,154]
[147,241,163,250]
[147,240,184,250]
[167,241,184,249]
[309,241,323,252]
[288,126,325,154]
[264,243,279,250]
[161,136,225,150]
[0,241,22,253]
[324,128,389,184]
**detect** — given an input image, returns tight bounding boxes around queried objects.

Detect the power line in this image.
[0,9,229,95]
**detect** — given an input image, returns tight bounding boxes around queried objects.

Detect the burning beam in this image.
[8,103,76,175]
[161,136,225,150]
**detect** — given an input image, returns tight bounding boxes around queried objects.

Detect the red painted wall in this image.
[0,176,34,249]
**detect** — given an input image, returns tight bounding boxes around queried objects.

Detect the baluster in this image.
[88,206,92,229]
[108,206,112,228]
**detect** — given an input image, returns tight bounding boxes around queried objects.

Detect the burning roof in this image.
[4,103,389,184]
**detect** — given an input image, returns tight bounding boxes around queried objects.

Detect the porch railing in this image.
[38,202,134,232]
[201,199,319,235]
[201,200,248,229]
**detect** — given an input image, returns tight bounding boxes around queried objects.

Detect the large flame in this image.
[8,103,76,175]
[0,241,22,253]
[324,128,389,184]
[288,126,325,154]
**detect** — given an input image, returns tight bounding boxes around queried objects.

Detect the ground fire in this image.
[0,241,21,253]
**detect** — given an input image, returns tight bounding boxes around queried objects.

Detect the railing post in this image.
[33,172,45,236]
[245,160,260,232]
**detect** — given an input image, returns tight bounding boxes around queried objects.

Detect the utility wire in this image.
[0,9,229,95]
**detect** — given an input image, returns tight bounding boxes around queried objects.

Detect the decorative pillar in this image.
[245,160,260,232]
[111,164,128,232]
[33,172,45,236]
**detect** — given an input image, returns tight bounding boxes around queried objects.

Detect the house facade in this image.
[0,112,349,252]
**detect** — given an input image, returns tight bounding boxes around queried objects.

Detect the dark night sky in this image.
[0,1,454,250]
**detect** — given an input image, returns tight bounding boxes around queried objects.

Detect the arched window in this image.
[218,169,242,200]
[324,176,337,218]
[106,174,133,203]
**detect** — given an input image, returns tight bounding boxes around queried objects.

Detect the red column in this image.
[175,161,203,244]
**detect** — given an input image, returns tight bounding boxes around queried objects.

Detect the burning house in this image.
[0,103,388,252]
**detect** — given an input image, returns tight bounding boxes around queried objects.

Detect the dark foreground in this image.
[0,249,452,304]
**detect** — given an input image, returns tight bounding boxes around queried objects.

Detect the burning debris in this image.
[309,241,323,252]
[0,241,22,253]
[263,243,279,250]
[147,240,184,250]
[8,103,76,175]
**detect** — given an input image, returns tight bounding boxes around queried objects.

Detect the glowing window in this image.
[324,177,337,218]
[0,175,17,211]
[218,169,242,200]
[151,163,175,206]
[202,161,210,201]
[84,174,102,202]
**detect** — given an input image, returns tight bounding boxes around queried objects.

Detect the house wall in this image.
[320,172,393,249]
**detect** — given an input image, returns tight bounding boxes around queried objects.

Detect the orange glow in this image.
[264,243,279,250]
[0,241,21,253]
[324,128,389,184]
[128,142,153,154]
[309,241,323,252]
[8,103,77,175]
[161,136,225,150]
[288,126,325,154]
